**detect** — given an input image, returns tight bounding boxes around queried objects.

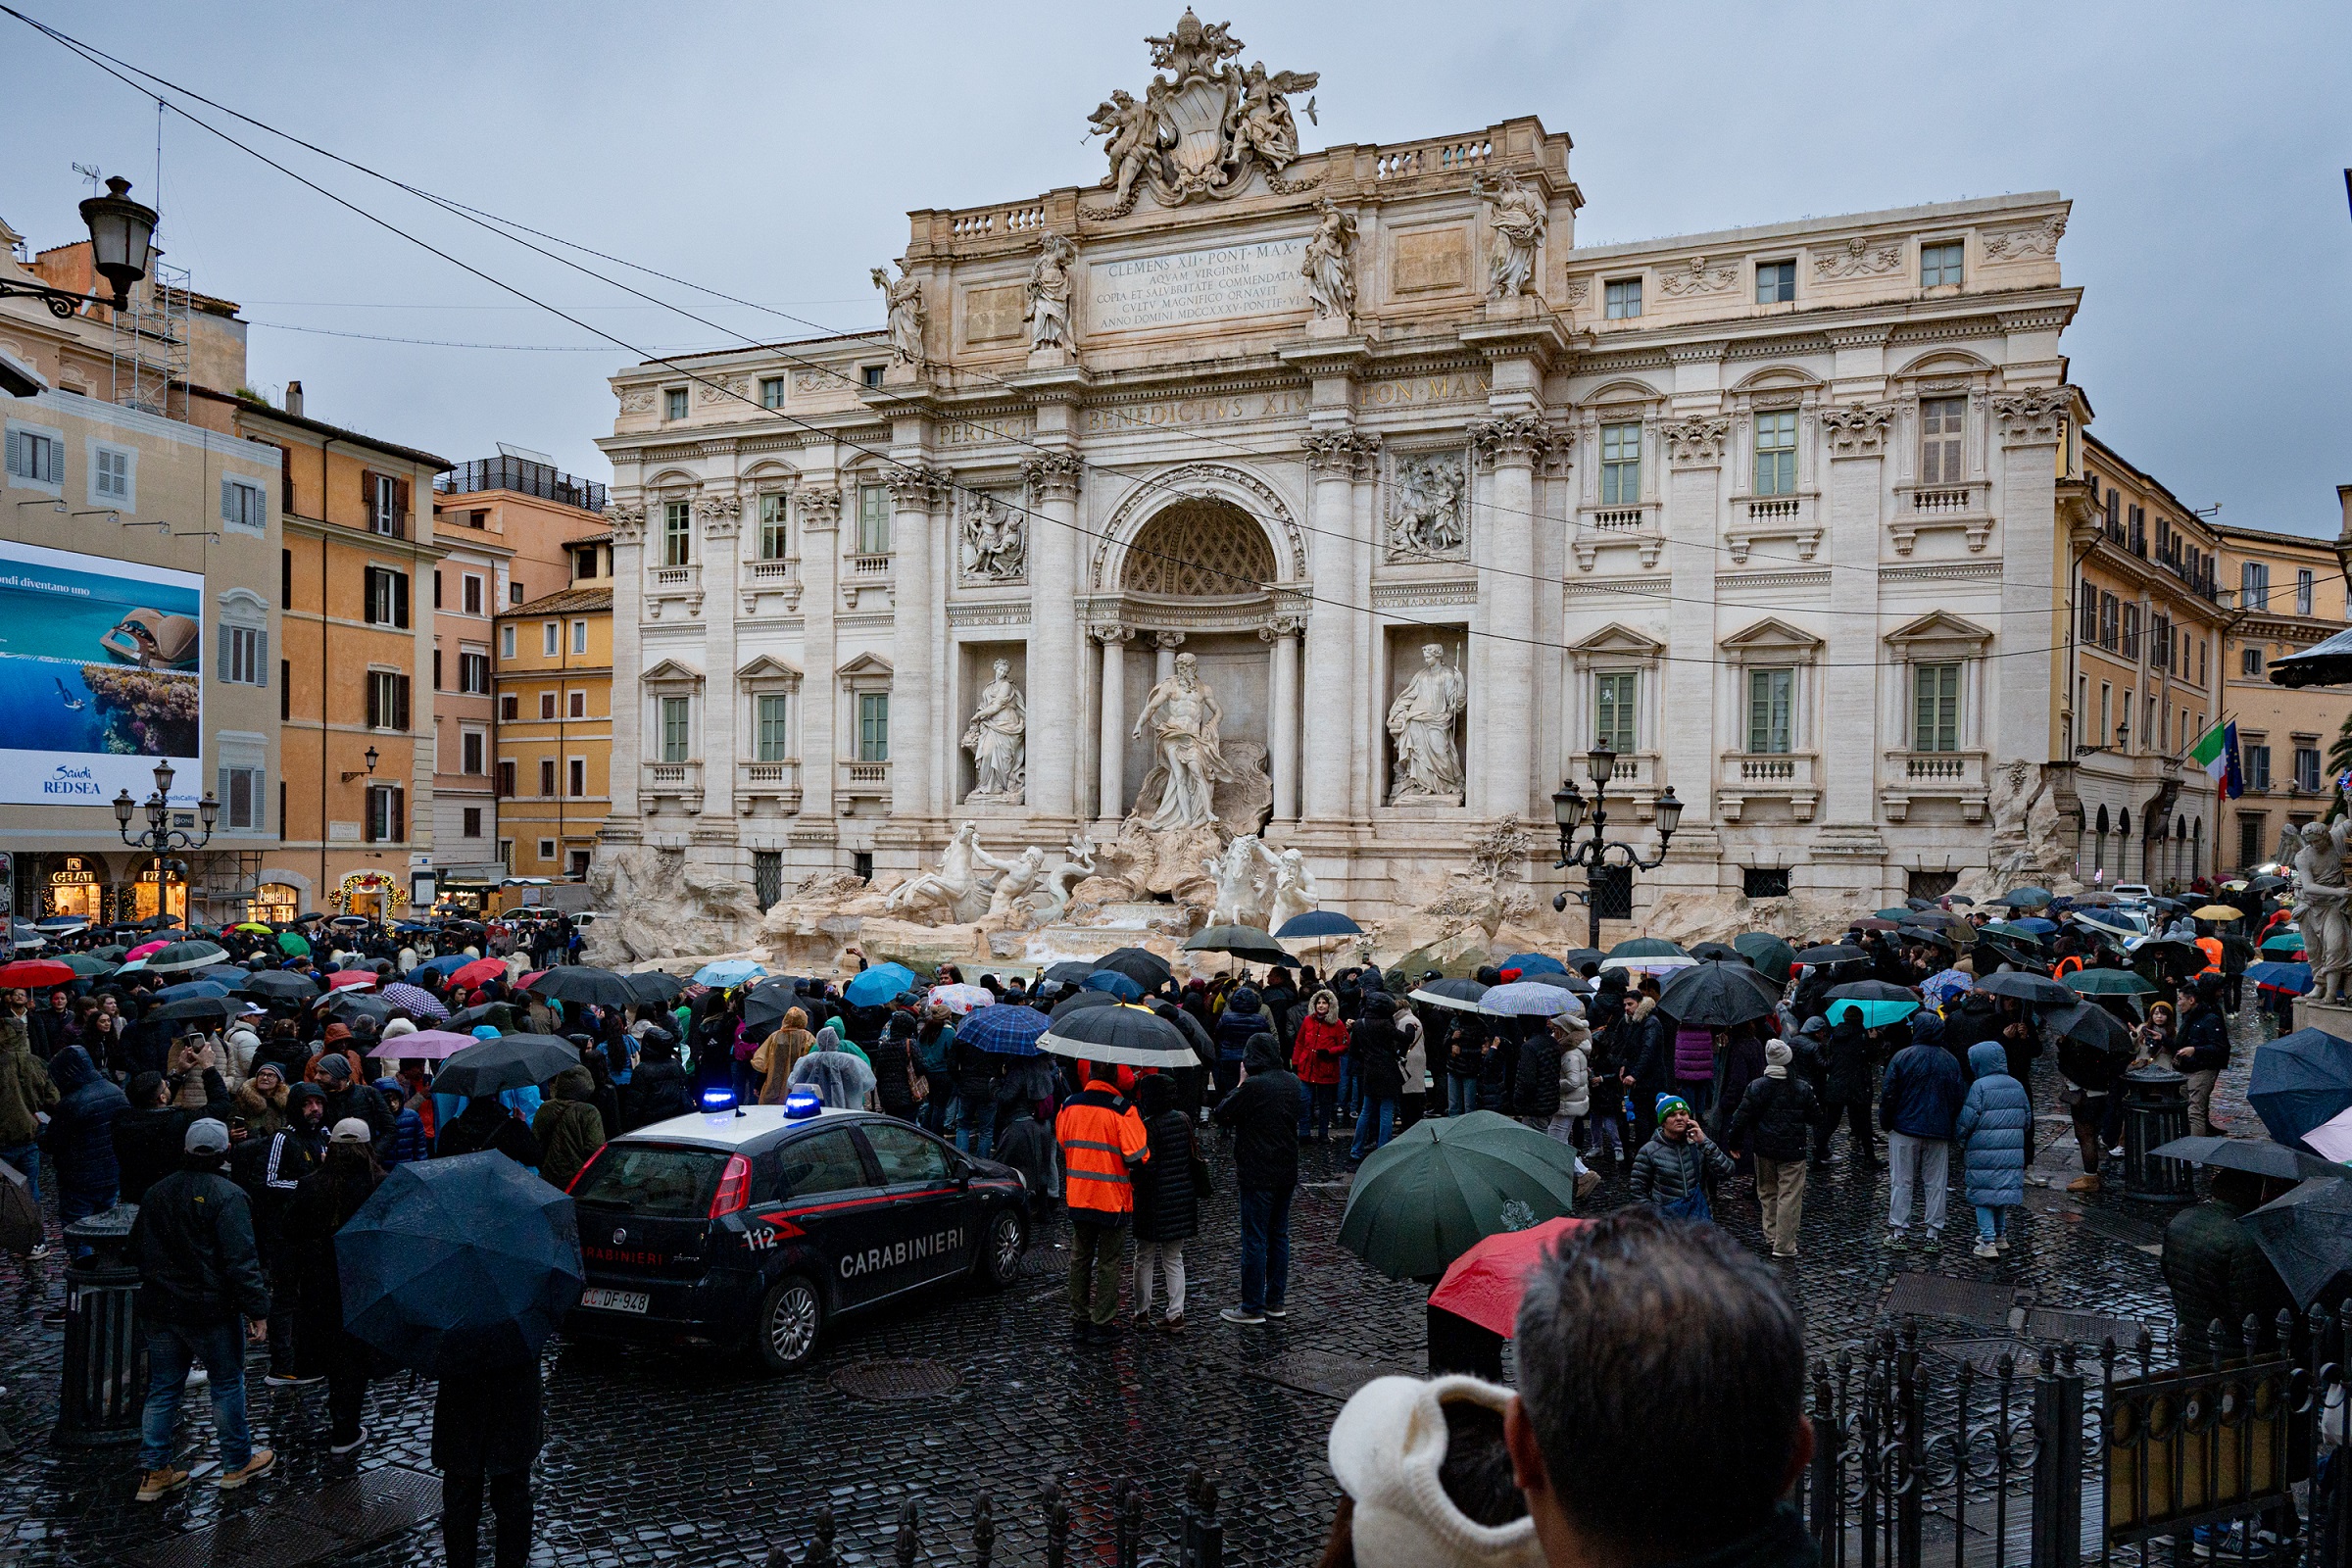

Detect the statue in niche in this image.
[961,659,1027,804]
[1387,454,1467,560]
[1299,198,1357,325]
[1132,652,1232,832]
[871,264,924,365]
[1025,231,1076,351]
[1387,643,1468,804]
[885,821,1013,924]
[961,493,1025,581]
[1474,169,1547,299]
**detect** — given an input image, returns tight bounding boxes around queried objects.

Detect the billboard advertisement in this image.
[0,539,204,807]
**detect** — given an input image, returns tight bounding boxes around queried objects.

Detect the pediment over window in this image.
[1570,622,1665,664]
[641,657,705,689]
[1720,616,1824,657]
[836,652,894,681]
[735,654,804,688]
[1885,610,1992,659]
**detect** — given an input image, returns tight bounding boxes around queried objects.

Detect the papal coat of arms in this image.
[1084,10,1320,217]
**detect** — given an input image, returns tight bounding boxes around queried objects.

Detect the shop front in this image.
[331,869,408,920]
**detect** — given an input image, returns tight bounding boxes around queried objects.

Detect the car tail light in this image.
[564,1148,604,1195]
[709,1153,752,1218]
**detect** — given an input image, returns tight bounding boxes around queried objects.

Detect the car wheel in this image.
[755,1274,824,1373]
[978,1205,1026,1289]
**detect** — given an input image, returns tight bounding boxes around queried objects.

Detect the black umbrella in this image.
[1897,925,1957,951]
[526,967,637,1008]
[447,1003,502,1032]
[1559,949,1604,973]
[623,970,685,1006]
[149,995,238,1023]
[1657,961,1780,1029]
[338,1152,583,1375]
[1051,988,1120,1021]
[1183,925,1294,965]
[1689,941,1741,963]
[1824,979,1920,1004]
[741,978,808,1033]
[1095,947,1176,989]
[1974,971,2075,1008]
[330,914,370,930]
[1793,944,1867,966]
[1043,960,1098,987]
[2243,1178,2352,1307]
[325,992,393,1024]
[240,970,320,1001]
[1409,978,1491,1012]
[433,1034,579,1098]
[1038,1002,1196,1067]
[2149,1135,2347,1186]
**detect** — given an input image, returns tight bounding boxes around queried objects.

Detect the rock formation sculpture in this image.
[885,821,1014,924]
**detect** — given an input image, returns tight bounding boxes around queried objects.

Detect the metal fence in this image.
[760,1315,2347,1568]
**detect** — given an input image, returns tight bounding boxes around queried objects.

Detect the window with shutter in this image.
[394,674,411,731]
[539,758,557,796]
[367,672,382,729]
[392,572,410,628]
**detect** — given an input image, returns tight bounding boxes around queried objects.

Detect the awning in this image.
[2268,624,2352,689]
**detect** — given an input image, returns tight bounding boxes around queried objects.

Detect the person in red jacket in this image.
[1290,989,1348,1143]
[1054,1064,1150,1346]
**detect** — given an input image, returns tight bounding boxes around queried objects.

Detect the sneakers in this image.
[2192,1524,2271,1559]
[1921,1231,1943,1251]
[262,1373,322,1389]
[1161,1314,1185,1335]
[1263,1304,1289,1320]
[1973,1240,2000,1259]
[216,1450,274,1491]
[328,1428,367,1456]
[1220,1305,1267,1326]
[2066,1173,2102,1194]
[1771,1247,1798,1260]
[135,1468,190,1503]
[1995,1235,2011,1252]
[1575,1170,1601,1201]
[1882,1231,1910,1250]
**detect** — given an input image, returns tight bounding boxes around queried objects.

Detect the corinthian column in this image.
[1263,616,1302,823]
[1022,450,1082,825]
[1300,431,1366,823]
[603,502,648,836]
[885,465,947,822]
[1469,416,1547,819]
[1095,625,1132,823]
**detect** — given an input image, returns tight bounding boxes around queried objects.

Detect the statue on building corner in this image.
[1386,643,1467,804]
[1473,169,1547,299]
[2285,819,2352,1002]
[1025,231,1076,352]
[961,659,1028,804]
[871,264,924,365]
[1300,198,1357,326]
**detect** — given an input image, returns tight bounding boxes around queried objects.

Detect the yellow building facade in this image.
[2213,519,2352,873]
[493,555,612,892]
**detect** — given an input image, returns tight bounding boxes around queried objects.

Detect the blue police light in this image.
[700,1087,738,1113]
[782,1087,823,1121]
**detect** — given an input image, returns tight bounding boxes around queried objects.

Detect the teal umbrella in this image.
[1827,998,1921,1029]
[2062,968,2157,998]
[1337,1111,1582,1281]
[1732,932,1796,984]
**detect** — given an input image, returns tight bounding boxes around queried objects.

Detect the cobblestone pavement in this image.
[0,1005,2283,1568]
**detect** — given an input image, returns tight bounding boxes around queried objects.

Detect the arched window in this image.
[2093,804,2110,871]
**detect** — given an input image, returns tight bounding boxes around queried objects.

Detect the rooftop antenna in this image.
[72,162,104,194]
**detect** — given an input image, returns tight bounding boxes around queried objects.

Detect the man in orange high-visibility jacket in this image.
[1054,1065,1151,1344]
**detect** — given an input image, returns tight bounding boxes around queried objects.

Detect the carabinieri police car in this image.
[564,1088,1030,1370]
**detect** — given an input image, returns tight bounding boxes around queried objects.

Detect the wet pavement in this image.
[0,1005,2280,1568]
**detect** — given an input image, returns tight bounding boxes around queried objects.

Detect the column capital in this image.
[1303,428,1382,478]
[1020,451,1082,501]
[1467,414,1553,469]
[1152,630,1187,651]
[1659,416,1732,467]
[1257,615,1305,642]
[1090,623,1135,645]
[1991,386,2078,448]
[884,463,954,508]
[695,492,742,540]
[1821,401,1897,459]
[604,501,647,544]
[796,487,843,531]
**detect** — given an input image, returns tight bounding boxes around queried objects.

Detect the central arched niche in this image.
[1121,497,1279,597]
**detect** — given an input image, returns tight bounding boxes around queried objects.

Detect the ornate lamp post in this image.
[112,760,218,924]
[1,175,157,318]
[1548,744,1685,948]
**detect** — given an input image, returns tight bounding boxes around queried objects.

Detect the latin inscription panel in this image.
[1087,238,1309,335]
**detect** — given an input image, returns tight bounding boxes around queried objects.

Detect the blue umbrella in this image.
[1501,953,1569,975]
[957,1004,1050,1056]
[2014,916,2058,935]
[694,959,769,988]
[153,979,231,1003]
[2248,1030,2352,1151]
[1827,997,1922,1028]
[843,962,917,1007]
[1276,909,1363,940]
[337,1152,583,1377]
[2246,961,2314,996]
[413,956,471,979]
[1082,969,1145,1002]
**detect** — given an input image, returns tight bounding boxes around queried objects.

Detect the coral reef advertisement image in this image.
[0,539,204,807]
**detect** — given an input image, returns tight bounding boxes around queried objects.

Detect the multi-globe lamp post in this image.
[1548,744,1685,949]
[112,760,218,925]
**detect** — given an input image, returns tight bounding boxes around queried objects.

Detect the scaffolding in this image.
[107,258,190,417]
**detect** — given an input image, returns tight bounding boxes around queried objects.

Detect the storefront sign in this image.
[0,540,204,807]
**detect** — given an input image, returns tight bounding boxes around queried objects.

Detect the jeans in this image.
[1445,1075,1479,1117]
[443,1470,533,1568]
[1134,1239,1185,1320]
[1975,1203,2009,1242]
[1067,1216,1126,1326]
[1588,1112,1625,1166]
[1337,1055,1361,1115]
[1298,1082,1337,1140]
[1348,1098,1396,1159]
[1236,1183,1294,1313]
[955,1095,997,1159]
[137,1321,253,1470]
[0,1143,35,1203]
[60,1180,115,1257]
[1886,1132,1951,1234]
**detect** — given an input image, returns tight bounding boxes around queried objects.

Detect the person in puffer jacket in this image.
[1211,988,1266,1102]
[530,1066,607,1191]
[1628,1094,1733,1222]
[372,1078,430,1165]
[1952,1040,2030,1259]
[39,1045,127,1236]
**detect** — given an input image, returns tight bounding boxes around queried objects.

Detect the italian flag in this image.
[2187,720,2242,800]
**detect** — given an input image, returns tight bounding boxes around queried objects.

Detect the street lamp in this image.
[1,174,157,318]
[1549,745,1685,947]
[340,745,381,785]
[111,758,218,925]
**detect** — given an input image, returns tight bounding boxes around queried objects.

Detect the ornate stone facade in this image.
[595,14,2105,933]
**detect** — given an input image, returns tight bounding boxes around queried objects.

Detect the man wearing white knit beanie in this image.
[1327,1374,1543,1568]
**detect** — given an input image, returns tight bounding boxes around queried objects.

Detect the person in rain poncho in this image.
[786,1028,877,1109]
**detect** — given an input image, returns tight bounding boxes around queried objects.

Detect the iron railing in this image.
[436,457,609,514]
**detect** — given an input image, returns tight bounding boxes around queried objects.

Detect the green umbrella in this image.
[1606,937,1688,959]
[2062,968,2157,998]
[1732,932,1796,984]
[1980,920,2044,943]
[59,953,117,978]
[1337,1111,1583,1281]
[278,931,312,957]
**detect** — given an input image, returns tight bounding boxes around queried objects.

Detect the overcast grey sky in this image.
[7,1,2345,531]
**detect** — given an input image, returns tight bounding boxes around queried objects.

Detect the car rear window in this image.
[572,1145,724,1218]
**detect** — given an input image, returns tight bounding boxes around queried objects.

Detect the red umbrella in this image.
[1426,1216,1592,1337]
[0,958,75,989]
[517,970,547,989]
[450,956,507,990]
[325,970,380,991]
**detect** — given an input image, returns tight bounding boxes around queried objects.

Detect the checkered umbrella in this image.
[957,1004,1050,1056]
[380,983,451,1020]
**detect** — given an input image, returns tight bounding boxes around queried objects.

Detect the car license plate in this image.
[579,1288,650,1314]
